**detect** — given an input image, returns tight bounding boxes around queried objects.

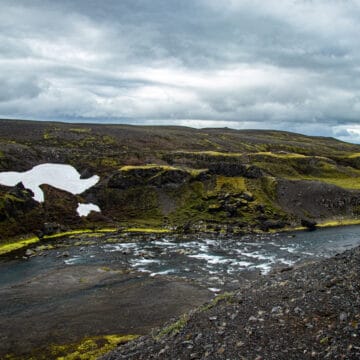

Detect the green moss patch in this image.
[124,227,171,233]
[288,176,360,190]
[213,176,246,193]
[120,164,178,171]
[43,228,118,240]
[155,314,189,339]
[5,334,139,360]
[317,218,360,228]
[0,236,39,255]
[200,292,235,312]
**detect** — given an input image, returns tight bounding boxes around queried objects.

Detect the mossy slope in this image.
[2,120,360,239]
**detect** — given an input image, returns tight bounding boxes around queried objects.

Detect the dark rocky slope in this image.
[102,246,360,359]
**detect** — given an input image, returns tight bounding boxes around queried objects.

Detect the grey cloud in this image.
[1,0,360,141]
[0,76,43,102]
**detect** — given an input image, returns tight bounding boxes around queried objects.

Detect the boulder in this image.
[260,219,287,232]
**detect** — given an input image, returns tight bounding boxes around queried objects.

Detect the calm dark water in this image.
[2,225,360,291]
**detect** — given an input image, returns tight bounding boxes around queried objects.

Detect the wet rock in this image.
[25,249,34,257]
[57,251,70,258]
[260,220,286,232]
[301,219,317,231]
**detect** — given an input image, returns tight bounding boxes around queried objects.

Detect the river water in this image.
[2,225,360,292]
[2,225,360,357]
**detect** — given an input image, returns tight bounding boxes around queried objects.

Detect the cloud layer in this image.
[1,0,360,142]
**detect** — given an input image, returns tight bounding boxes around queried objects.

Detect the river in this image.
[1,225,360,357]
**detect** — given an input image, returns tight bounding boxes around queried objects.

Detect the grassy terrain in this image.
[2,119,360,240]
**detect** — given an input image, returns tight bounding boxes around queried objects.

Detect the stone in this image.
[271,306,282,314]
[340,312,348,322]
[25,249,34,257]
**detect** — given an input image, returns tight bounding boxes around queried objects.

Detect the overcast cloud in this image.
[1,0,360,142]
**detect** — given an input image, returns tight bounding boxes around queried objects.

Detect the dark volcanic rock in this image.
[0,183,42,238]
[108,167,190,189]
[259,219,287,231]
[208,162,264,178]
[277,178,360,220]
[301,218,317,230]
[3,182,37,217]
[245,165,264,179]
[40,184,80,226]
[42,222,62,236]
[148,169,190,187]
[102,246,360,360]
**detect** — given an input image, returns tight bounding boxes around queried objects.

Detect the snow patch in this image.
[77,203,101,217]
[0,163,99,202]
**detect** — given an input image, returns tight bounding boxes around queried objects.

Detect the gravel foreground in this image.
[102,246,360,359]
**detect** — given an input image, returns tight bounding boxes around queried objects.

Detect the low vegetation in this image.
[2,120,360,244]
[0,236,39,255]
[4,334,139,360]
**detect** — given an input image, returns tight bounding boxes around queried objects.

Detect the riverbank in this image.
[103,244,360,359]
[0,227,171,256]
[3,217,360,257]
[0,264,211,359]
[2,226,360,358]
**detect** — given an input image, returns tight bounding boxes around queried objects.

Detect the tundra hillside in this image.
[1,119,360,240]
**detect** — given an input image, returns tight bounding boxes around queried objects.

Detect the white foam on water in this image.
[150,269,176,277]
[204,239,217,246]
[252,262,273,274]
[280,246,298,254]
[234,260,253,267]
[268,242,282,247]
[102,243,137,252]
[77,203,101,217]
[0,163,99,202]
[208,287,221,293]
[278,258,295,266]
[236,250,275,262]
[301,251,315,256]
[188,253,230,265]
[132,258,162,266]
[153,240,176,247]
[64,256,81,265]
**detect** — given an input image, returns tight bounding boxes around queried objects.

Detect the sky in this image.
[1,0,360,142]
